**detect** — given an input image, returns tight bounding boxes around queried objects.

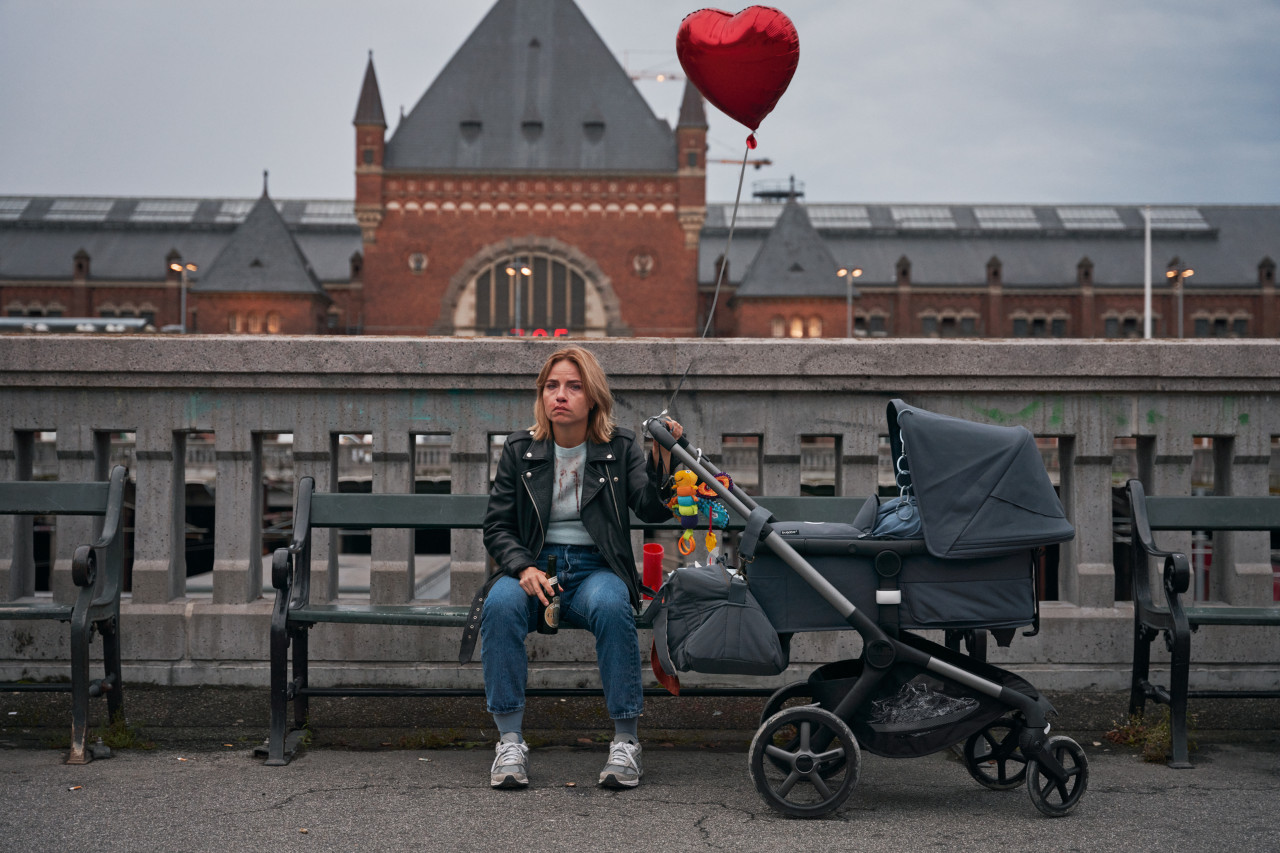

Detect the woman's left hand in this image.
[652,417,683,471]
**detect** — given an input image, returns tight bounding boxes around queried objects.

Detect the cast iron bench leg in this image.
[293,627,309,730]
[1129,622,1155,719]
[266,603,291,766]
[102,614,124,721]
[68,607,92,765]
[1167,625,1193,769]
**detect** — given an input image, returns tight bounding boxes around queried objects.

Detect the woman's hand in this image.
[651,417,683,472]
[518,565,557,606]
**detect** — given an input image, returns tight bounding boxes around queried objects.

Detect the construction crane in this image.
[709,158,773,170]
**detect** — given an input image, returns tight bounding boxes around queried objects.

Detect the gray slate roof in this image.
[0,196,359,283]
[735,200,847,298]
[384,0,675,173]
[702,203,1280,291]
[191,193,328,296]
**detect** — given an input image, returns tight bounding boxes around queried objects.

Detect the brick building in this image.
[1,0,1276,339]
[710,195,1280,339]
[351,0,703,336]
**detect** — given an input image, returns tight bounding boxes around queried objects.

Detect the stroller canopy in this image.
[887,400,1075,558]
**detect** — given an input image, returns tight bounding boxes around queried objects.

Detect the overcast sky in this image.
[1,0,1276,205]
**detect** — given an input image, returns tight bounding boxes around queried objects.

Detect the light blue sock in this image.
[614,717,638,741]
[494,710,524,740]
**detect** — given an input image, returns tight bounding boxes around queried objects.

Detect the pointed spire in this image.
[677,79,707,129]
[262,169,269,197]
[354,50,387,127]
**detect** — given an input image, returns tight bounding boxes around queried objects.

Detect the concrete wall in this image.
[2,336,1278,692]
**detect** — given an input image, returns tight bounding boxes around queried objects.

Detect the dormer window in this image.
[460,120,482,143]
[521,120,544,142]
[583,121,605,143]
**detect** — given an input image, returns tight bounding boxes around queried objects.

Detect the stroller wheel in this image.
[759,681,815,725]
[964,718,1028,790]
[749,706,861,818]
[1026,735,1089,817]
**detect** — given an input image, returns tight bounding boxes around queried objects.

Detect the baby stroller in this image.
[646,400,1087,818]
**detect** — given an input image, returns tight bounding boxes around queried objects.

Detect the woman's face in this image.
[542,359,592,441]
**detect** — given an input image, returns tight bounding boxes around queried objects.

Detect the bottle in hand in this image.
[536,554,560,635]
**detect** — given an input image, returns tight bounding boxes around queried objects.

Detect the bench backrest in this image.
[1142,495,1280,532]
[305,492,866,531]
[0,481,112,516]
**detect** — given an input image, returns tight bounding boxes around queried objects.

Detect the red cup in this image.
[642,543,664,599]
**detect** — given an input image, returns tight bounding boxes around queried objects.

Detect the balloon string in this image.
[664,141,751,414]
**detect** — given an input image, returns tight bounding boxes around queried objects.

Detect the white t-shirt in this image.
[545,441,594,545]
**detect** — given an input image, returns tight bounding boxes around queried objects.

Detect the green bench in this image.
[0,466,127,764]
[262,475,867,765]
[1126,479,1280,767]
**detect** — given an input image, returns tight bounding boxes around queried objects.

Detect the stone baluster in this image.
[130,426,186,603]
[51,423,98,605]
[211,425,262,604]
[292,425,337,603]
[761,425,799,496]
[0,430,35,601]
[449,428,492,605]
[1218,431,1274,605]
[1147,423,1194,607]
[370,429,413,604]
[1059,418,1118,608]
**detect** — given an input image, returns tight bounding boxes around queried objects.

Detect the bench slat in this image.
[1183,606,1280,626]
[307,493,864,530]
[290,604,471,627]
[1144,496,1280,531]
[0,602,74,620]
[0,481,110,516]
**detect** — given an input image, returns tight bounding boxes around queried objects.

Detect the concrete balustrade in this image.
[1,336,1278,691]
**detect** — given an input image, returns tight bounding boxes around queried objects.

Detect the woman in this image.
[480,345,681,790]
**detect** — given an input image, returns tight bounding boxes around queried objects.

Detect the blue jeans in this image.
[480,544,642,720]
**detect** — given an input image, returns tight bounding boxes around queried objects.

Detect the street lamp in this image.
[169,262,197,333]
[837,266,863,338]
[504,259,532,335]
[1166,261,1194,338]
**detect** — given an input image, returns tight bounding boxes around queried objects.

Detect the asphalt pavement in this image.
[4,727,1280,852]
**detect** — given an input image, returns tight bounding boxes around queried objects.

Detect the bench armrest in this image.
[272,477,314,608]
[82,466,128,608]
[1126,478,1192,614]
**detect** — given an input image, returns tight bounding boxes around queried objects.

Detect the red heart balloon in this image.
[676,6,800,132]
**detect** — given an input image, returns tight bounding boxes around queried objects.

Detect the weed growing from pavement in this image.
[95,713,155,751]
[1105,707,1195,762]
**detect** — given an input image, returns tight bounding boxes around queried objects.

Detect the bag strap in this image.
[457,572,501,664]
[737,505,773,564]
[651,592,678,680]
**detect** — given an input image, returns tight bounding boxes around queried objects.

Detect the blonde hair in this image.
[531,346,616,444]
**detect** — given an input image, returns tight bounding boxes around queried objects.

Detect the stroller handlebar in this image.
[643,415,690,452]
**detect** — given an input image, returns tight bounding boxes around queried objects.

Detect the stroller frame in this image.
[645,417,1088,818]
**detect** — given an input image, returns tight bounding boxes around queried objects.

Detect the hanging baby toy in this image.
[668,469,731,556]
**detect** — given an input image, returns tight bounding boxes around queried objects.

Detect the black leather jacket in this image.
[482,426,672,609]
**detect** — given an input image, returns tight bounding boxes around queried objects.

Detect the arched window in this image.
[770,315,785,337]
[228,313,241,333]
[266,311,282,334]
[807,316,823,338]
[247,312,262,334]
[788,316,804,338]
[458,252,606,336]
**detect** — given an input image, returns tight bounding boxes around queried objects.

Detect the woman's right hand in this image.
[518,565,556,605]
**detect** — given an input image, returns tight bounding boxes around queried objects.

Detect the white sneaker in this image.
[490,733,529,788]
[599,735,642,788]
